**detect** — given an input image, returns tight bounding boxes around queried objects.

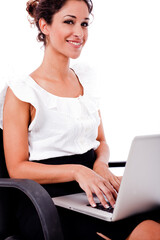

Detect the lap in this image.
[15,150,160,240]
[99,207,160,240]
[39,152,160,240]
[57,206,160,240]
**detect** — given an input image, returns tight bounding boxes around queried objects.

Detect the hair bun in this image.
[26,0,39,18]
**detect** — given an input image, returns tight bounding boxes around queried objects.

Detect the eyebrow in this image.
[64,15,90,20]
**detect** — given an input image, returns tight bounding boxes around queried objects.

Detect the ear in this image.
[39,18,49,35]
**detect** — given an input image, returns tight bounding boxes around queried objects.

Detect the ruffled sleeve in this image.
[0,76,39,130]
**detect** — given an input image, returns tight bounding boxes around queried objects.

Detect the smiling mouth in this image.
[66,40,83,47]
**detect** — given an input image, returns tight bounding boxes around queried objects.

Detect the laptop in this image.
[52,134,160,222]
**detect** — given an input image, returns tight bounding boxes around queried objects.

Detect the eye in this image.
[64,20,74,25]
[81,22,89,27]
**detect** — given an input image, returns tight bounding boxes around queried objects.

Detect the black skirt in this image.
[36,149,96,197]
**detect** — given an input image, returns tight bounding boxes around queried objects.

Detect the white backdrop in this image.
[0,1,160,162]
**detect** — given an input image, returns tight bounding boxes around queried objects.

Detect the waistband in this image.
[34,149,96,169]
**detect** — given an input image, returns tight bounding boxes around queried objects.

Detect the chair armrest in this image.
[0,178,64,240]
[108,161,126,168]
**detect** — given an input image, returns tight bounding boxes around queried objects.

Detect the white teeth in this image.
[68,41,82,46]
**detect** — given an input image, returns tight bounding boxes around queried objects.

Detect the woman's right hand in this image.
[74,165,117,208]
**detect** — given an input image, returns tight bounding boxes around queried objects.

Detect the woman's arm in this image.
[3,91,116,208]
[3,87,78,183]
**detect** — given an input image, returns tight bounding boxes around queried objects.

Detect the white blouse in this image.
[0,64,100,161]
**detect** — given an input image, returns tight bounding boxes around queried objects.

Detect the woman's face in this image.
[45,0,90,59]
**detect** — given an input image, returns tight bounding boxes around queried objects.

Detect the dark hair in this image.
[26,0,93,46]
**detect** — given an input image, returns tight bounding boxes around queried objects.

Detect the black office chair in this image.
[0,128,126,240]
[0,128,64,240]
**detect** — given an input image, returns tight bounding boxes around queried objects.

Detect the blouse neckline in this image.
[28,68,84,100]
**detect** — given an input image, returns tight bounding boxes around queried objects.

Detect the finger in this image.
[101,185,116,207]
[97,232,111,240]
[115,175,122,186]
[106,170,121,192]
[113,176,122,192]
[103,180,117,200]
[86,190,96,208]
[109,175,121,192]
[94,187,109,208]
[110,179,120,193]
[117,176,123,182]
[99,180,117,206]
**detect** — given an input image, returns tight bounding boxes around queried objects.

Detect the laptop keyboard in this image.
[87,202,114,213]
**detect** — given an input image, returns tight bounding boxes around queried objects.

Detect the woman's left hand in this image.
[93,160,122,197]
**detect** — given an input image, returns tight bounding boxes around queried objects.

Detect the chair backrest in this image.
[0,128,9,178]
[0,128,17,237]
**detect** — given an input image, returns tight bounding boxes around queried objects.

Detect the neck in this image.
[39,45,70,81]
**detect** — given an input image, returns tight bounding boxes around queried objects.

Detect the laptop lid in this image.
[112,134,160,221]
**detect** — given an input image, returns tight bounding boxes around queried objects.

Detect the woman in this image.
[1,0,160,239]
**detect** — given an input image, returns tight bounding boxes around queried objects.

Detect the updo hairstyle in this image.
[26,0,93,46]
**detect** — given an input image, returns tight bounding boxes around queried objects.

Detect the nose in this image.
[73,24,84,38]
